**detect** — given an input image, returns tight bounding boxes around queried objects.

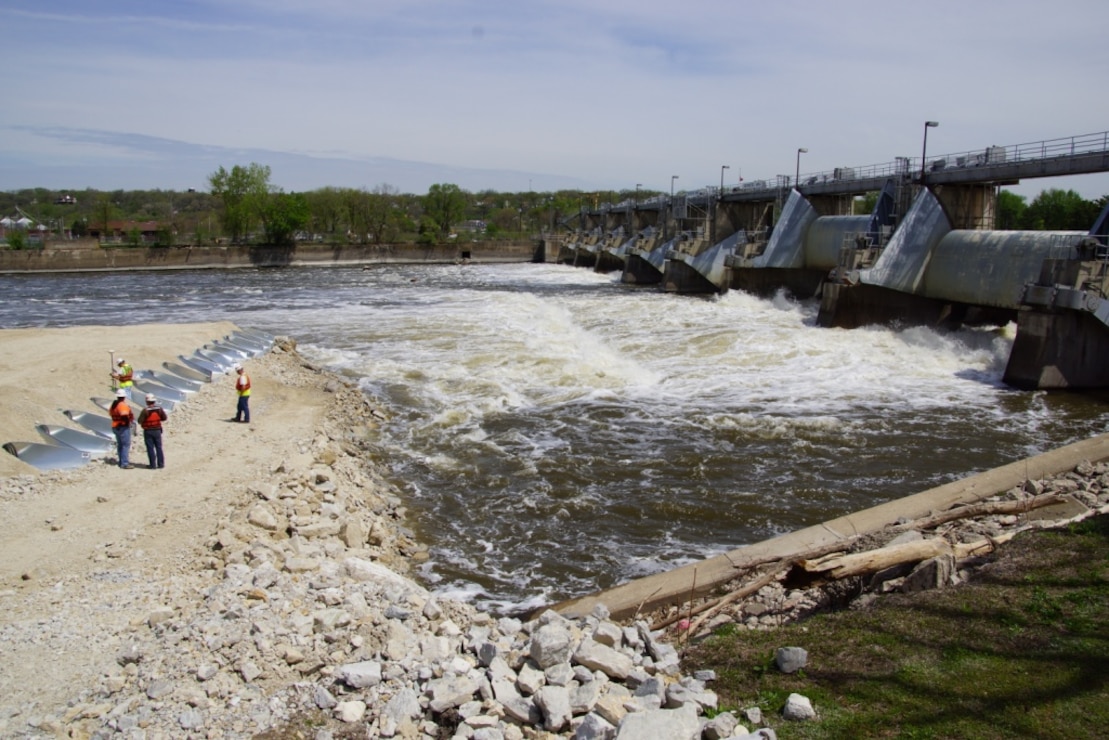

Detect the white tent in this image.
[0,217,13,227]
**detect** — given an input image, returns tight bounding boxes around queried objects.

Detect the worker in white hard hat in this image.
[109,388,135,469]
[137,393,168,469]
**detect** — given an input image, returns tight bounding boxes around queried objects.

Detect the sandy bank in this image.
[0,324,422,734]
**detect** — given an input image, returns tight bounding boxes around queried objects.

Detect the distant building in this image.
[88,220,164,243]
[458,219,487,234]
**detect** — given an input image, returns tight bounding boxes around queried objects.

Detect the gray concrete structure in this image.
[818,190,1092,332]
[621,232,673,285]
[662,229,743,294]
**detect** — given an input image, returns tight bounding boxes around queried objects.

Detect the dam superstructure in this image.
[550,129,1109,389]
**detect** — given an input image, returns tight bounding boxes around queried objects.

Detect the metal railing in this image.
[590,130,1109,215]
[789,130,1109,191]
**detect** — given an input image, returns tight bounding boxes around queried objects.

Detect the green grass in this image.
[683,515,1109,739]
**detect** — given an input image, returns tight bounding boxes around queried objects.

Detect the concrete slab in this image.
[1022,494,1090,523]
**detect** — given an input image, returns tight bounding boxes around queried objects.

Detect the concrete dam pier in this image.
[551,130,1109,390]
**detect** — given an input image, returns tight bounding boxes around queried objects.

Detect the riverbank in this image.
[683,510,1109,738]
[0,324,430,734]
[0,240,539,274]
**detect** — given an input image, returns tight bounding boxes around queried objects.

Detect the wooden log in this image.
[953,531,1016,558]
[686,568,785,637]
[801,531,1023,581]
[647,539,862,630]
[901,492,1066,531]
[800,539,954,580]
[651,567,784,631]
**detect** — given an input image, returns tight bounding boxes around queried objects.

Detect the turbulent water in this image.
[4,263,1109,613]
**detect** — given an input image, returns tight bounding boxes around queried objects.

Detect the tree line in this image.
[1,164,1105,247]
[996,189,1106,231]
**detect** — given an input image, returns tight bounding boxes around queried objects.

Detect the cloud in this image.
[1,1,1107,198]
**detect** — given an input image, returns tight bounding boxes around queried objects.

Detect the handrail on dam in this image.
[788,130,1109,191]
[713,130,1109,203]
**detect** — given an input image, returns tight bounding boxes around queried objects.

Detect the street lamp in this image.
[635,183,642,206]
[720,165,730,197]
[795,148,808,191]
[671,175,679,199]
[921,121,939,185]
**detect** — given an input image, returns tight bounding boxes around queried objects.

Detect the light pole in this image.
[921,120,939,185]
[720,165,730,196]
[669,176,679,240]
[795,148,808,191]
[635,183,641,206]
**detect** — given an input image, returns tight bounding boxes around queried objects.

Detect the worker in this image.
[233,363,251,423]
[137,393,168,469]
[109,388,135,469]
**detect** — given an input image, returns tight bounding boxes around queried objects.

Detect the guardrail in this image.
[579,130,1109,215]
[792,130,1109,188]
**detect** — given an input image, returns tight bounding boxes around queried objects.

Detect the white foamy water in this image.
[3,263,1106,612]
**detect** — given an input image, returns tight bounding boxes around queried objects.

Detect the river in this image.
[3,262,1108,613]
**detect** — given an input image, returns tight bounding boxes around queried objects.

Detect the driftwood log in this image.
[651,495,1104,635]
[898,492,1066,531]
[652,567,784,632]
[797,532,1017,581]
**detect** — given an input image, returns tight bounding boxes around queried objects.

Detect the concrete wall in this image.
[0,241,535,273]
[934,183,999,229]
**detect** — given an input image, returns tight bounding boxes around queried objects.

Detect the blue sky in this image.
[2,0,1108,199]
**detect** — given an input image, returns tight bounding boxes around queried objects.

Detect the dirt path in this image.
[0,323,333,727]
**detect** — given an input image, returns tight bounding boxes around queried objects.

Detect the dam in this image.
[552,130,1109,390]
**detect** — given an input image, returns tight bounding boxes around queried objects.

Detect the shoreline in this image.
[0,241,538,275]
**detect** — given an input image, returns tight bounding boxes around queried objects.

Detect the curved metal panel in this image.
[753,190,818,268]
[687,230,744,289]
[804,215,871,270]
[3,441,91,471]
[637,237,677,272]
[923,231,1087,308]
[861,189,951,293]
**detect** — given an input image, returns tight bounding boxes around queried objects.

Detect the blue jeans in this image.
[236,396,250,423]
[144,428,164,468]
[113,426,132,467]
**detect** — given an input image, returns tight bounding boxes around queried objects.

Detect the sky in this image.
[2,0,1108,200]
